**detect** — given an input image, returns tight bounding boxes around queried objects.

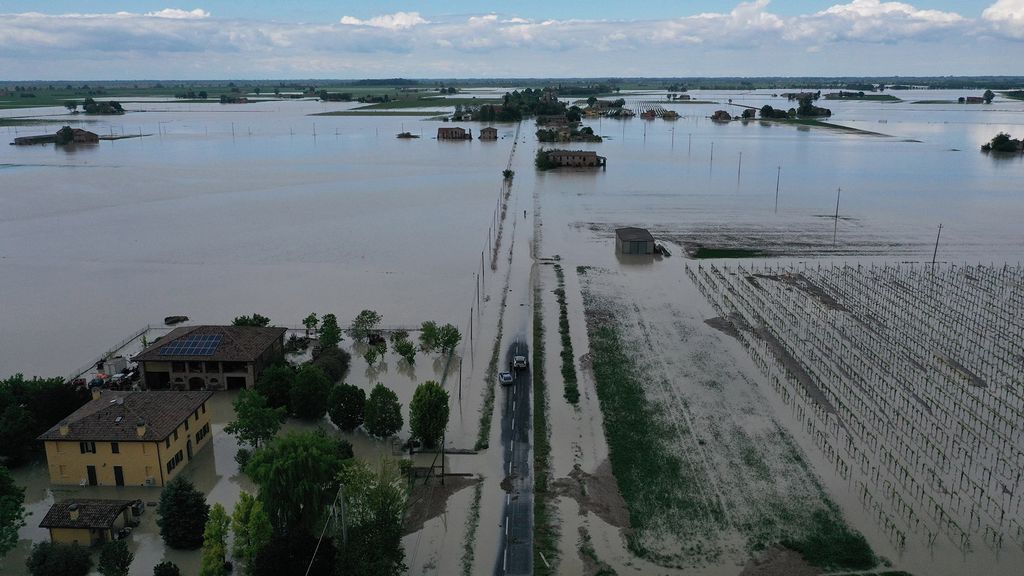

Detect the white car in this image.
[498,371,514,385]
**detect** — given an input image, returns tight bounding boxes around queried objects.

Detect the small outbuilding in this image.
[615,227,655,255]
[479,127,498,140]
[39,499,138,546]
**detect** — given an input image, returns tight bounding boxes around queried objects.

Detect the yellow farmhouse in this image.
[38,389,213,487]
[40,499,139,546]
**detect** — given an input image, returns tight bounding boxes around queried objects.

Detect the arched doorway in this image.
[188,377,205,391]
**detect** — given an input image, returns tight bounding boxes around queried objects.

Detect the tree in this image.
[254,364,294,411]
[153,562,181,576]
[225,389,285,449]
[157,476,210,549]
[418,321,439,352]
[328,383,366,431]
[232,492,273,574]
[587,96,598,108]
[232,313,271,327]
[352,310,382,341]
[64,101,77,112]
[363,342,385,366]
[245,430,347,535]
[290,365,331,420]
[25,542,93,576]
[394,340,416,364]
[251,530,335,576]
[0,465,26,557]
[389,330,409,345]
[98,540,133,576]
[983,89,995,104]
[437,323,462,355]
[302,313,319,336]
[410,381,450,448]
[319,313,342,351]
[312,347,351,382]
[364,383,403,438]
[0,403,36,465]
[199,503,230,576]
[335,459,408,576]
[1,374,89,464]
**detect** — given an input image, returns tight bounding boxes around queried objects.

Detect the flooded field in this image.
[1,88,1023,575]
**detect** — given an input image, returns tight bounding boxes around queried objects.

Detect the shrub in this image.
[290,365,331,420]
[156,476,209,549]
[26,542,93,576]
[153,562,181,576]
[254,365,295,411]
[98,540,133,576]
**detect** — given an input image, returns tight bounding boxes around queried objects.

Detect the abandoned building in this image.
[615,227,656,254]
[479,127,498,140]
[546,149,607,168]
[437,126,472,140]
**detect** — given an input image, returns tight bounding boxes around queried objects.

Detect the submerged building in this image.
[40,499,139,546]
[615,227,655,255]
[546,149,607,168]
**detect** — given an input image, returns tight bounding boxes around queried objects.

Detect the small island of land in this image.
[981,132,1023,154]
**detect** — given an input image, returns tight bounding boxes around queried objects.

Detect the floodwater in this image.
[2,89,1023,575]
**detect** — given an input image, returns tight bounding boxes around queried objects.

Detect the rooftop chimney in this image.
[59,421,70,437]
[136,420,147,438]
[91,387,102,401]
[68,503,80,521]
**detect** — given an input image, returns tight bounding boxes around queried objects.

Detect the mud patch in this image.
[552,460,631,530]
[739,545,821,576]
[403,475,480,535]
[705,316,741,339]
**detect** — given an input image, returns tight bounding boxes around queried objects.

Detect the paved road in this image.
[496,339,532,576]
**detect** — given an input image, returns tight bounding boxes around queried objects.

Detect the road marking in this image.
[508,461,512,473]
[506,494,510,505]
[503,547,508,572]
[512,418,515,431]
[513,400,516,413]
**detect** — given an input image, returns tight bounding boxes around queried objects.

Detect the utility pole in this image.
[833,187,842,245]
[774,166,781,213]
[932,223,943,268]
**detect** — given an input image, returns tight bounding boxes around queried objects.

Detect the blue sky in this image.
[0,1,1021,79]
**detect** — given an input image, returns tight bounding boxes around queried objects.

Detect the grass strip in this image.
[460,478,484,576]
[354,97,502,110]
[780,508,875,570]
[474,272,510,451]
[552,264,579,404]
[533,274,558,575]
[579,527,618,576]
[764,117,888,136]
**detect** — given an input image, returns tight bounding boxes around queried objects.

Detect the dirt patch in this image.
[739,545,821,576]
[552,460,631,530]
[756,272,848,312]
[403,475,480,535]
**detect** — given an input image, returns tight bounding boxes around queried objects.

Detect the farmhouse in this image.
[546,149,607,168]
[479,126,498,140]
[134,325,286,390]
[38,389,213,487]
[615,227,656,255]
[13,128,99,146]
[438,126,472,140]
[39,499,139,546]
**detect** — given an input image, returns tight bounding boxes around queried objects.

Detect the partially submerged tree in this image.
[328,383,366,431]
[225,389,285,449]
[254,364,294,411]
[352,310,383,341]
[157,477,210,550]
[410,381,450,448]
[302,313,319,336]
[232,492,273,575]
[437,323,462,355]
[364,383,403,438]
[418,321,439,352]
[318,313,342,351]
[335,459,408,576]
[394,340,416,364]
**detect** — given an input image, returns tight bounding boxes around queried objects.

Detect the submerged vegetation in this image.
[552,264,579,404]
[533,276,557,575]
[981,132,1024,153]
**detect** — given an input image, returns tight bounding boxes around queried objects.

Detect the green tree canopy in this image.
[199,503,230,576]
[232,313,271,327]
[225,389,285,449]
[364,383,403,438]
[352,310,383,341]
[335,459,408,576]
[245,430,347,535]
[437,323,462,355]
[25,542,93,576]
[0,465,26,557]
[311,347,351,382]
[157,476,210,550]
[418,321,439,352]
[232,492,273,574]
[328,383,366,431]
[1,374,89,464]
[290,365,331,420]
[394,340,416,364]
[302,313,319,334]
[98,540,133,576]
[319,313,342,351]
[254,364,295,411]
[153,562,181,576]
[410,381,450,448]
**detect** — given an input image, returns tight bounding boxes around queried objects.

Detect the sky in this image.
[0,0,1021,79]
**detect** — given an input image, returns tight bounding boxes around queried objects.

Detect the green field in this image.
[311,110,447,117]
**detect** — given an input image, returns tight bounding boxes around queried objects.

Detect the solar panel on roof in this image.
[159,334,223,356]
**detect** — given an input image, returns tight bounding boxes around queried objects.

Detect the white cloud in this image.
[339,11,428,29]
[145,8,210,19]
[785,0,965,42]
[982,0,1024,38]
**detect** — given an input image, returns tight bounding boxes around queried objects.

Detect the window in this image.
[79,441,96,454]
[173,429,179,441]
[196,423,211,443]
[172,362,186,372]
[194,410,199,422]
[165,438,170,448]
[184,419,189,431]
[201,402,206,414]
[111,442,119,454]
